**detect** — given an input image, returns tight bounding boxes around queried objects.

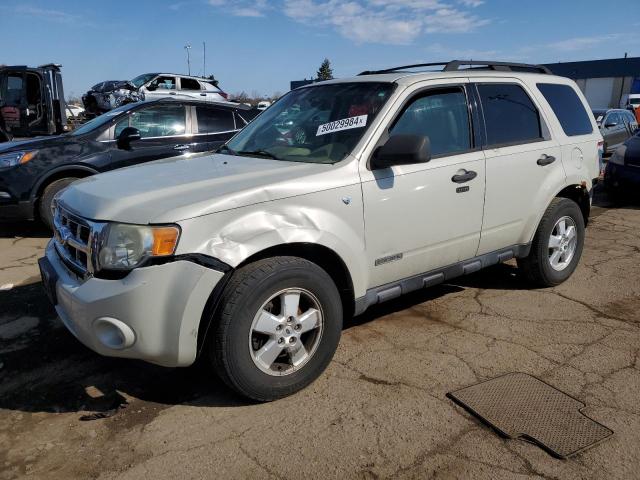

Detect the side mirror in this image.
[371,134,431,169]
[117,127,141,149]
[604,122,617,128]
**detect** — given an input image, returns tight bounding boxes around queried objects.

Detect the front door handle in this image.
[200,93,207,96]
[169,92,177,96]
[174,144,190,151]
[537,154,556,166]
[451,169,477,183]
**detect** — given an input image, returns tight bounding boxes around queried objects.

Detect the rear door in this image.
[191,104,239,152]
[108,103,192,169]
[474,79,563,255]
[603,112,626,150]
[179,77,207,101]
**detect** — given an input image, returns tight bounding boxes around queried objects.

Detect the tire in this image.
[517,197,585,287]
[39,177,79,230]
[209,256,343,401]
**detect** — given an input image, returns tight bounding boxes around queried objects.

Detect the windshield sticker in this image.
[316,115,367,136]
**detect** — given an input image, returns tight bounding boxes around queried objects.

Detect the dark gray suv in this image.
[593,108,638,154]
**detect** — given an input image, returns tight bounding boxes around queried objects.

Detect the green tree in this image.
[316,58,334,81]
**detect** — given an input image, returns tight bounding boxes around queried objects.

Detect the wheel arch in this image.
[554,183,590,227]
[32,164,99,202]
[195,242,356,358]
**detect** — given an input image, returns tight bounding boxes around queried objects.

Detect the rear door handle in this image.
[451,169,477,183]
[537,154,556,166]
[174,144,190,151]
[169,92,176,95]
[200,93,207,96]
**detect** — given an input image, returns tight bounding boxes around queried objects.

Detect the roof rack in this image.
[358,60,552,76]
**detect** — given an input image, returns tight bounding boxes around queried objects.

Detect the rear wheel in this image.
[39,177,79,230]
[209,256,343,401]
[517,197,585,287]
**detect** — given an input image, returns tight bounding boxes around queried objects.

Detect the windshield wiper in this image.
[237,149,280,160]
[216,144,237,155]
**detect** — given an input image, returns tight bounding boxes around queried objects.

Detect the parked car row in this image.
[0,99,259,228]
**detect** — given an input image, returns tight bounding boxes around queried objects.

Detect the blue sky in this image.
[1,0,639,99]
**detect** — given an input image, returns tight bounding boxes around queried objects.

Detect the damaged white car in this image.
[40,61,601,401]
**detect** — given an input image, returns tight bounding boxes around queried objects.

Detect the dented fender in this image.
[175,184,369,297]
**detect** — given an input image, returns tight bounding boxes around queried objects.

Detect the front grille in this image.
[52,205,97,277]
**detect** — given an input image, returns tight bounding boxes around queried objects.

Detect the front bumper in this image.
[604,162,640,190]
[41,240,224,367]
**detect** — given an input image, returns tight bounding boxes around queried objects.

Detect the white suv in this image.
[39,61,601,401]
[132,72,228,103]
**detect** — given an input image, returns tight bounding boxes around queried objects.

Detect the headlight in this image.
[98,223,180,271]
[0,150,38,169]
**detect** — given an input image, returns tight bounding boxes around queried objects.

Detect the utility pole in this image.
[203,41,206,77]
[184,44,192,75]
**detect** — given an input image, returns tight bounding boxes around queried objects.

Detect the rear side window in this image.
[196,106,235,133]
[390,87,472,157]
[477,83,542,147]
[537,83,593,136]
[180,78,201,91]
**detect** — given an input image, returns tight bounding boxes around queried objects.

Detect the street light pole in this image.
[184,44,192,75]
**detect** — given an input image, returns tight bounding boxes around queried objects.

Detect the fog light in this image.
[93,317,135,350]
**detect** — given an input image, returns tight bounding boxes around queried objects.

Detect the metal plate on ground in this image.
[447,372,613,458]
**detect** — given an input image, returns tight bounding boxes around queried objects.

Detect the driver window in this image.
[129,105,186,138]
[389,88,472,157]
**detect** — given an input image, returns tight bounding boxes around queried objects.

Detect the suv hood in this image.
[60,153,349,224]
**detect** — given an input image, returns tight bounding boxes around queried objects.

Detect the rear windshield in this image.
[537,83,593,136]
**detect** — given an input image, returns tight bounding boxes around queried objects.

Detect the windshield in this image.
[70,103,134,136]
[226,82,395,164]
[131,73,156,88]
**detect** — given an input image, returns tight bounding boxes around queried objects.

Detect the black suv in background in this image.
[0,99,259,228]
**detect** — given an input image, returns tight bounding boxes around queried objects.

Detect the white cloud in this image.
[458,0,483,7]
[12,5,80,23]
[282,0,489,45]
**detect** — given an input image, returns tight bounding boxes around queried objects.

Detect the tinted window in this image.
[129,105,186,138]
[478,83,542,146]
[390,88,471,157]
[196,107,235,133]
[537,83,593,136]
[181,78,201,91]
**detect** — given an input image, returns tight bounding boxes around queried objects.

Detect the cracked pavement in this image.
[1,192,639,479]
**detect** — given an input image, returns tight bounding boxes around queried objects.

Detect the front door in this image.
[109,103,192,170]
[361,81,486,288]
[473,79,564,255]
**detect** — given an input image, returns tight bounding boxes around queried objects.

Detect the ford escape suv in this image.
[39,61,601,401]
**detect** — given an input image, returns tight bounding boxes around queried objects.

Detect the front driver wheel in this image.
[209,256,343,401]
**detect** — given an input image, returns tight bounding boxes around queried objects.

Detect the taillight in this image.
[597,140,605,177]
[220,91,228,100]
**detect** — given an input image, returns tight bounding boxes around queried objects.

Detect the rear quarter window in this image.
[537,83,593,136]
